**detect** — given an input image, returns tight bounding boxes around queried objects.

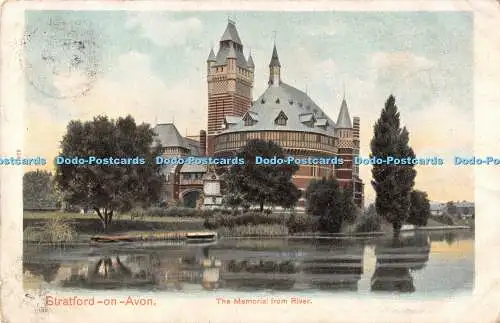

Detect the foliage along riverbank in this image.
[23,208,472,245]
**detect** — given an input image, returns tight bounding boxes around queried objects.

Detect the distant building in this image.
[430,203,445,216]
[430,201,475,218]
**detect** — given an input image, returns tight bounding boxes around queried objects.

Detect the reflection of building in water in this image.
[370,234,430,293]
[34,248,221,291]
[23,263,61,283]
[222,259,298,290]
[212,242,364,291]
[298,244,364,291]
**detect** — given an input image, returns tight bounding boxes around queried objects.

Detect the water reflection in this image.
[371,235,430,293]
[23,231,473,294]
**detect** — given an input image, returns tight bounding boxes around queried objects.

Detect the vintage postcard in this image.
[2,1,500,322]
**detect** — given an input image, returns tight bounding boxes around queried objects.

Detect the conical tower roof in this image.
[336,98,352,128]
[269,44,281,68]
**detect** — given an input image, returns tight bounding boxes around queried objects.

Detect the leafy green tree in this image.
[23,170,60,210]
[446,201,457,215]
[341,187,357,225]
[223,139,300,212]
[407,190,431,226]
[371,95,417,238]
[366,203,377,217]
[54,115,164,231]
[305,177,356,233]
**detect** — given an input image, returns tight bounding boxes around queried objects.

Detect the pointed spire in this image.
[220,19,242,45]
[336,97,353,128]
[269,44,281,68]
[268,44,281,86]
[207,47,216,62]
[247,52,255,68]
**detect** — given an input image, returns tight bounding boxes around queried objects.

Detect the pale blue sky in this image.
[24,10,473,202]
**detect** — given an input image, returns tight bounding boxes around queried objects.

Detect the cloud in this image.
[25,51,206,171]
[357,99,473,203]
[24,102,67,172]
[68,51,205,131]
[125,13,203,48]
[370,51,436,80]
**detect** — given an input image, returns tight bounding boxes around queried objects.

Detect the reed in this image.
[24,217,77,244]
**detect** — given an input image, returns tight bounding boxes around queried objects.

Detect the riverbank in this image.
[23,211,473,245]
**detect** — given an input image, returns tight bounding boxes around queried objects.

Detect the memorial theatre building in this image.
[155,20,364,208]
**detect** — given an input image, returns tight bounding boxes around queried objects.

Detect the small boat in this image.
[90,231,217,243]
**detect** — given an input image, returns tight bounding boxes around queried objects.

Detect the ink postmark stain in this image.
[22,16,101,99]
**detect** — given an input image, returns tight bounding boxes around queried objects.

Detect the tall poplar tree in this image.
[370,95,416,238]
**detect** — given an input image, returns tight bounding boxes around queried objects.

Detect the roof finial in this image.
[228,16,235,25]
[154,115,158,126]
[272,30,277,44]
[343,81,346,99]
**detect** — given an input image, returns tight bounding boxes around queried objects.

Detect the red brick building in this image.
[155,20,364,208]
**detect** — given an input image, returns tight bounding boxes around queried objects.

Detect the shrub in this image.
[219,224,288,237]
[130,206,226,219]
[287,213,315,233]
[354,215,382,233]
[204,211,286,229]
[433,214,454,225]
[24,218,77,244]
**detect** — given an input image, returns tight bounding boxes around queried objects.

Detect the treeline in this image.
[23,170,60,210]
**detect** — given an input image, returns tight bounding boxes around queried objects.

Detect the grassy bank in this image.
[23,211,205,241]
[24,209,472,243]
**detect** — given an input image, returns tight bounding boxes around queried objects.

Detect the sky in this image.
[23,10,473,203]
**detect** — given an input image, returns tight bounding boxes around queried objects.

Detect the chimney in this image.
[199,130,207,156]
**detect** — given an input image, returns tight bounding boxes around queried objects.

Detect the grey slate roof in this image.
[220,21,242,44]
[214,21,248,67]
[269,45,281,68]
[153,123,188,149]
[247,54,255,68]
[180,164,207,173]
[153,124,201,155]
[220,81,337,135]
[184,137,201,155]
[214,45,248,67]
[207,48,216,62]
[336,99,352,128]
[227,45,236,58]
[225,116,241,124]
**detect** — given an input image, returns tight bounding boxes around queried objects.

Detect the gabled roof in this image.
[220,20,242,45]
[336,98,353,128]
[275,110,288,120]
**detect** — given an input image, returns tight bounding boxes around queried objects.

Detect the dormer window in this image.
[274,111,288,126]
[261,98,266,104]
[275,98,280,104]
[243,112,258,126]
[288,99,293,105]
